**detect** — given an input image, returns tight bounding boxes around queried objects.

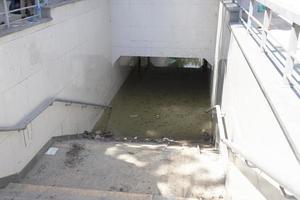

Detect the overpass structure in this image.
[0,0,299,199]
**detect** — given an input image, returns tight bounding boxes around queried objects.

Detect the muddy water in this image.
[94,66,211,140]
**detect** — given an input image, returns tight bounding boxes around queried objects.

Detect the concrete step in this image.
[0,183,198,200]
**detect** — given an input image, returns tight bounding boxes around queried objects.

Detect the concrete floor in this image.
[0,65,222,200]
[94,66,212,141]
[16,139,225,199]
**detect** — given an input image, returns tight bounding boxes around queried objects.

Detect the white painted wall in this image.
[0,0,132,179]
[213,2,300,198]
[111,0,219,64]
[216,24,300,199]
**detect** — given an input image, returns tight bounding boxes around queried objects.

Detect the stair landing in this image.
[0,183,202,200]
[0,139,225,199]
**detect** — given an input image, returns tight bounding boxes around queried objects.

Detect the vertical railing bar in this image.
[260,7,272,52]
[284,23,300,83]
[238,1,243,23]
[35,0,42,18]
[2,0,10,28]
[238,0,299,90]
[20,0,25,18]
[1,0,43,29]
[247,0,254,32]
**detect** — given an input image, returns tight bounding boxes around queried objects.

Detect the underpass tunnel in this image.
[93,56,213,143]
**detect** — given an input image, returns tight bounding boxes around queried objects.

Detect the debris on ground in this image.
[200,130,213,143]
[162,137,181,146]
[64,143,85,168]
[82,130,114,140]
[45,147,59,155]
[79,131,212,147]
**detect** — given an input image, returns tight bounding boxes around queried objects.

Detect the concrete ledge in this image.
[0,18,52,38]
[0,174,18,189]
[43,0,84,9]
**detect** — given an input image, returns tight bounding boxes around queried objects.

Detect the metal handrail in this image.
[0,98,111,132]
[211,105,299,199]
[239,5,299,63]
[227,23,300,165]
[237,1,300,92]
[0,0,42,28]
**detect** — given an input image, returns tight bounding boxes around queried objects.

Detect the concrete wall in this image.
[111,0,219,64]
[211,1,239,106]
[223,30,300,200]
[0,0,132,179]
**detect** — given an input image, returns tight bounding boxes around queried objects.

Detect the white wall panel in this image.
[0,0,131,179]
[111,0,219,63]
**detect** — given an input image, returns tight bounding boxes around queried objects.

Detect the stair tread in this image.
[0,183,199,200]
[0,183,152,200]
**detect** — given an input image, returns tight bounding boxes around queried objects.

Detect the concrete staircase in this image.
[0,183,198,200]
[0,140,225,200]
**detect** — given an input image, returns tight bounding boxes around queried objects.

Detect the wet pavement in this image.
[93,66,212,141]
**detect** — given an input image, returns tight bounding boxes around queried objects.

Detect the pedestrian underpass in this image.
[93,58,212,142]
[0,0,300,199]
[0,52,225,199]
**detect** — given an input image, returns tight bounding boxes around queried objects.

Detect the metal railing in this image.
[0,0,45,29]
[210,105,300,199]
[227,22,300,166]
[236,0,300,93]
[0,98,111,132]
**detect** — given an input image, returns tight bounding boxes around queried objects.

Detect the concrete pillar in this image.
[211,1,240,146]
[212,1,239,107]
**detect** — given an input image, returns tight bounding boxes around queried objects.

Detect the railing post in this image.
[284,23,300,83]
[238,5,243,23]
[35,0,42,18]
[260,7,272,52]
[247,0,254,32]
[2,0,10,28]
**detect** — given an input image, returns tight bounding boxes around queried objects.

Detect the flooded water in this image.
[94,65,211,141]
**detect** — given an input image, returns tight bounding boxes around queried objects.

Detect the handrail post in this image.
[238,8,242,23]
[260,7,272,52]
[284,23,300,84]
[35,0,42,18]
[2,0,10,28]
[211,105,229,165]
[0,98,109,132]
[247,0,254,32]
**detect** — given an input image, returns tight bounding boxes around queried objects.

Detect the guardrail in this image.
[0,0,47,29]
[236,0,300,93]
[210,105,300,199]
[227,21,300,166]
[0,98,111,132]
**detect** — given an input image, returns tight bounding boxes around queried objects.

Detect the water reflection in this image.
[94,58,212,141]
